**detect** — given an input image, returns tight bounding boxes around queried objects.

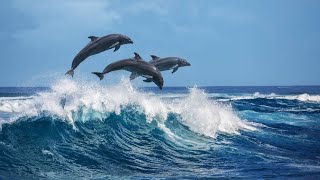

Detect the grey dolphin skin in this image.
[66,34,133,77]
[92,53,164,89]
[130,55,191,80]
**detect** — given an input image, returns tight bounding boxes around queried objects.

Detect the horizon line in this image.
[0,85,320,88]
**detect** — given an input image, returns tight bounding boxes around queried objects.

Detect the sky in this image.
[0,0,319,86]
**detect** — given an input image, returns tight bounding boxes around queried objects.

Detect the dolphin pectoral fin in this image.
[129,72,140,80]
[172,67,179,74]
[114,45,121,52]
[143,78,153,83]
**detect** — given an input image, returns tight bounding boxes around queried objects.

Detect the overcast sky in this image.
[0,0,319,86]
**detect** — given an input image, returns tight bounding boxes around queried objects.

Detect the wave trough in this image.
[1,80,319,179]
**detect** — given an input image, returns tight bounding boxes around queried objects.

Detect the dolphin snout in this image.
[128,39,134,44]
[182,60,191,66]
[154,77,164,90]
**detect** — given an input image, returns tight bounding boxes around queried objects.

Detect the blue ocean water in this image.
[0,79,319,179]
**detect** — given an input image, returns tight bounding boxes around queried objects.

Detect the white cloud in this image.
[10,0,173,46]
[8,0,257,47]
[11,0,120,44]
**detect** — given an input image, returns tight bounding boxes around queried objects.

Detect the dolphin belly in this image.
[142,75,153,79]
[170,64,179,69]
[154,62,178,72]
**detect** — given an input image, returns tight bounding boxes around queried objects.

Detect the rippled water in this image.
[0,79,319,179]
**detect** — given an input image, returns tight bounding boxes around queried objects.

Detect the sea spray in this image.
[0,83,319,179]
[0,77,255,137]
[228,92,320,102]
[169,88,255,138]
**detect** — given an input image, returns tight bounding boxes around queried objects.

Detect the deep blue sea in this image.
[0,79,320,179]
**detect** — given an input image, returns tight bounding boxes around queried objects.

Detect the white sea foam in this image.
[0,78,255,138]
[169,88,255,138]
[281,93,320,102]
[42,150,53,156]
[0,96,34,101]
[227,92,320,103]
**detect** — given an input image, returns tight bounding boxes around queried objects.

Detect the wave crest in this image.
[228,92,320,103]
[0,78,255,138]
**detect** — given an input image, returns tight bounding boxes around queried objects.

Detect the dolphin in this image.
[129,55,191,80]
[92,53,164,89]
[66,34,133,77]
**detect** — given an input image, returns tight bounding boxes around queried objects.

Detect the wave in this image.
[227,92,320,103]
[1,79,319,178]
[0,78,255,138]
[280,93,320,102]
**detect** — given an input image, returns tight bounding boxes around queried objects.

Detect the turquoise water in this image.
[0,79,319,179]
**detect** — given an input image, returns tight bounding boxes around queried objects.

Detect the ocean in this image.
[0,78,319,179]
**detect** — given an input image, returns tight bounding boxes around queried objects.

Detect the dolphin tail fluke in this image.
[65,69,74,77]
[92,72,104,80]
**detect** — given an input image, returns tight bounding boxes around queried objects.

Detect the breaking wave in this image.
[226,92,320,103]
[0,79,319,179]
[0,78,254,138]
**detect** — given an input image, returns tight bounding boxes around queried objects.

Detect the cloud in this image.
[11,0,120,45]
[5,0,258,48]
[9,0,173,46]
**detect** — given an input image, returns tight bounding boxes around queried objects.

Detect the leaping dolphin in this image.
[92,53,164,89]
[130,55,191,80]
[66,34,133,77]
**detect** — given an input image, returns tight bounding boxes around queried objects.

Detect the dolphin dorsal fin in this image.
[134,52,143,61]
[88,36,99,42]
[150,55,160,61]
